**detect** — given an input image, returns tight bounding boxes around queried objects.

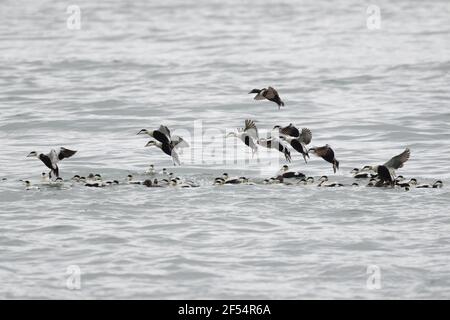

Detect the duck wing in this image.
[299,128,312,145]
[171,135,189,149]
[58,147,77,160]
[158,125,171,138]
[153,129,171,145]
[39,153,55,170]
[264,87,278,99]
[243,119,259,140]
[280,124,300,137]
[384,148,410,169]
[171,149,181,166]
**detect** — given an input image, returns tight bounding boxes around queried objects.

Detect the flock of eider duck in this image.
[8,86,443,192]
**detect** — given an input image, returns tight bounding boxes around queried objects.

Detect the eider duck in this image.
[279,127,312,164]
[138,125,189,153]
[226,120,259,156]
[224,177,246,185]
[309,145,340,173]
[21,180,40,190]
[276,165,306,183]
[317,176,343,188]
[273,123,300,138]
[126,174,142,185]
[257,137,291,162]
[145,140,181,166]
[178,179,200,188]
[397,178,417,188]
[317,176,329,187]
[362,148,410,187]
[50,177,65,187]
[306,177,315,184]
[85,174,105,187]
[416,180,443,189]
[27,147,77,179]
[351,168,377,179]
[214,177,225,185]
[137,125,172,145]
[249,87,285,109]
[105,180,119,186]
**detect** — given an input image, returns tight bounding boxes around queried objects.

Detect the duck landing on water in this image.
[309,145,340,173]
[27,147,77,179]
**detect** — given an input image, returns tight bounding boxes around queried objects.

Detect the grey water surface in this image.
[0,0,449,299]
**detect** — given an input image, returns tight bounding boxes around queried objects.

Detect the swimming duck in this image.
[351,168,377,179]
[126,174,142,185]
[416,180,443,189]
[397,178,417,188]
[275,165,306,183]
[21,180,40,190]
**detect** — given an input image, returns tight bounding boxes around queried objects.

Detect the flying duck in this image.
[137,125,189,152]
[257,137,291,162]
[362,148,410,187]
[145,140,181,166]
[226,119,259,156]
[249,87,285,109]
[27,147,77,179]
[279,127,312,164]
[273,123,300,138]
[137,125,171,144]
[309,145,340,173]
